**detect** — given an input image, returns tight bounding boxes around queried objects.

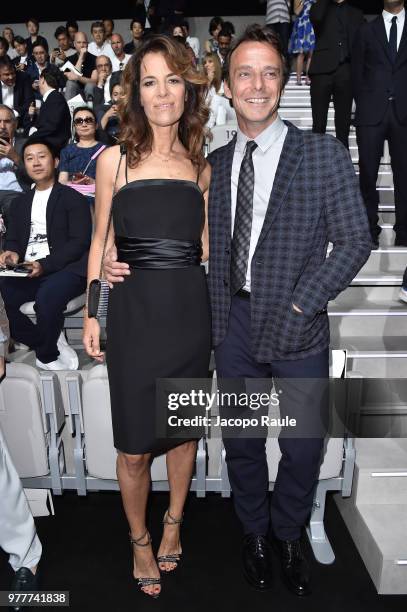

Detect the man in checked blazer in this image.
[103,24,371,596]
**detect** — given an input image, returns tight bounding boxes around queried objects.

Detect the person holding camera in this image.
[50,26,76,68]
[97,82,123,144]
[0,136,91,371]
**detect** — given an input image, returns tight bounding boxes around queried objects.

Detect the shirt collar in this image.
[42,88,55,103]
[236,114,286,154]
[383,8,405,23]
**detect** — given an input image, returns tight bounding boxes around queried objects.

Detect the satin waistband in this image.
[116,236,202,269]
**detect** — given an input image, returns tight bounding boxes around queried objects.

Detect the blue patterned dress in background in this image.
[288,0,316,54]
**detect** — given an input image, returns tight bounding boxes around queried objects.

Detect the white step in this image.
[336,439,407,594]
[359,248,407,274]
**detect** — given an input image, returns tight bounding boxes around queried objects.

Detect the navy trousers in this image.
[214,295,329,541]
[0,270,86,363]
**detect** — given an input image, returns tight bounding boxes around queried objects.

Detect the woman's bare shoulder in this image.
[98,144,122,169]
[200,161,212,192]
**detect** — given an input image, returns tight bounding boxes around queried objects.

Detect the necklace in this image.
[152,151,173,163]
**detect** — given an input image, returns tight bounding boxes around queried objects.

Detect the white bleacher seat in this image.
[0,362,66,494]
[20,293,86,317]
[65,365,207,497]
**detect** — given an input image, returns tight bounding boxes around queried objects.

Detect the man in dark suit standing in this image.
[102,25,371,595]
[352,0,407,246]
[309,0,364,147]
[0,57,34,133]
[29,70,71,153]
[0,137,91,371]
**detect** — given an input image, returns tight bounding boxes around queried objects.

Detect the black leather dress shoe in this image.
[273,537,311,596]
[10,567,39,611]
[242,534,273,590]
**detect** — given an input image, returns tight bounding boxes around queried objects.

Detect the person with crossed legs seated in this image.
[0,136,91,371]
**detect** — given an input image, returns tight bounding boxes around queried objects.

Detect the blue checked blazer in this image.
[207,121,372,362]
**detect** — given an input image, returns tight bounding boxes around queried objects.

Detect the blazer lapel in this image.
[45,183,60,233]
[218,136,236,240]
[373,16,393,65]
[396,19,407,64]
[255,122,304,252]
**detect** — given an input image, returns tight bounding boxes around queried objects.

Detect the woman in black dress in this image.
[83,36,211,598]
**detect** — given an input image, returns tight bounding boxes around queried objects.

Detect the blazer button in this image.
[256,258,264,266]
[224,279,229,287]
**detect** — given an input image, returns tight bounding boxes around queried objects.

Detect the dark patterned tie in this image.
[389,16,398,63]
[230,140,258,295]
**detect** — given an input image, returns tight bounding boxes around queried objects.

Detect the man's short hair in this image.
[32,41,47,53]
[182,20,189,32]
[0,104,17,123]
[102,18,115,28]
[66,20,79,31]
[218,29,232,40]
[209,16,223,36]
[22,136,57,160]
[130,18,145,30]
[91,21,105,33]
[40,68,58,89]
[223,24,290,88]
[26,18,39,27]
[0,56,14,72]
[96,55,112,69]
[0,36,10,52]
[14,35,26,46]
[54,26,68,40]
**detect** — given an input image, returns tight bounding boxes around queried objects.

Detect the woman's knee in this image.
[118,451,150,475]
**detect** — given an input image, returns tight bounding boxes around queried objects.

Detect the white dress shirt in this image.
[111,53,131,72]
[1,82,14,109]
[231,115,288,292]
[383,8,406,50]
[88,40,116,62]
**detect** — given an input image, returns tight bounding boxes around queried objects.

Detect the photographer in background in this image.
[97,81,123,144]
[12,36,33,72]
[50,26,76,68]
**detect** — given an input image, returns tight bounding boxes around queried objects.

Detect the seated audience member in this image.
[0,137,91,371]
[97,81,123,144]
[0,58,34,133]
[50,26,76,68]
[3,28,18,61]
[87,21,115,61]
[0,294,9,374]
[64,32,97,102]
[203,52,236,127]
[0,37,9,59]
[171,28,197,66]
[110,34,131,72]
[12,36,33,72]
[217,28,232,65]
[181,20,200,59]
[205,16,224,53]
[0,424,43,610]
[92,55,117,107]
[29,70,71,153]
[66,21,79,46]
[124,18,145,54]
[27,43,65,101]
[102,19,115,43]
[0,104,31,223]
[59,106,106,202]
[25,19,48,56]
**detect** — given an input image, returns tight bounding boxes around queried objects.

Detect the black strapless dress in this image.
[105,179,211,454]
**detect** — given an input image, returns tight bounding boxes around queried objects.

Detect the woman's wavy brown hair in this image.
[119,35,209,170]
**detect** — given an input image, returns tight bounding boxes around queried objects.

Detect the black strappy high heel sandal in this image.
[157,509,183,572]
[129,530,161,599]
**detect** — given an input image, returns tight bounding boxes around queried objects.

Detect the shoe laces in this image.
[282,539,303,565]
[246,534,268,557]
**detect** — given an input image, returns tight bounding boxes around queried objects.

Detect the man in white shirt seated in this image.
[0,57,34,134]
[110,33,131,72]
[87,21,115,62]
[0,136,92,370]
[0,104,31,227]
[181,20,200,59]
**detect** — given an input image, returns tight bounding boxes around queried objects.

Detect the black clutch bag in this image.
[87,147,125,319]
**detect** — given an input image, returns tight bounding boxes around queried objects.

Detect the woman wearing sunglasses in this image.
[58,106,106,203]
